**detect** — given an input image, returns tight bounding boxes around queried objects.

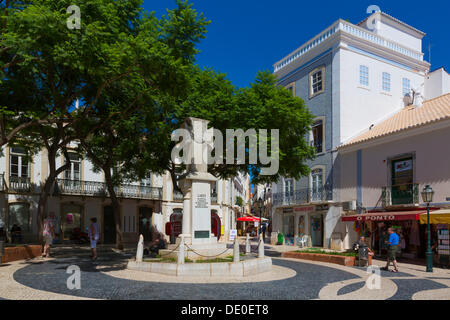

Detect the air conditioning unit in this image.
[343,200,357,211]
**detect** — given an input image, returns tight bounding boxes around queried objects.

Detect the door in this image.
[211,211,221,241]
[103,206,116,244]
[139,207,153,241]
[391,158,413,205]
[311,215,323,247]
[61,204,82,241]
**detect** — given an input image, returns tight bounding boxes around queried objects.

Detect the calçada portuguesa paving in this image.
[0,243,449,300]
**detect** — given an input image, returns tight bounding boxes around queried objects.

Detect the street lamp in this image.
[258,197,263,237]
[421,185,434,273]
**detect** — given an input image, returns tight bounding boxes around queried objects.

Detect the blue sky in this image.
[144,0,449,88]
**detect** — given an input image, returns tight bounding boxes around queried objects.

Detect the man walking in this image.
[382,228,400,273]
[88,218,100,261]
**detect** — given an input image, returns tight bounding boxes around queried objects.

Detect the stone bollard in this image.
[245,233,251,254]
[258,234,265,258]
[136,234,144,262]
[177,235,185,265]
[233,237,240,262]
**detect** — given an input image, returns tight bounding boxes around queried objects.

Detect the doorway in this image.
[61,204,82,241]
[103,205,116,244]
[311,215,324,247]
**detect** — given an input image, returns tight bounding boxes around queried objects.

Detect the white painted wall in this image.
[425,68,450,100]
[339,47,425,144]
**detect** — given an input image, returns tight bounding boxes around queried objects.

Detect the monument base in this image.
[160,241,232,261]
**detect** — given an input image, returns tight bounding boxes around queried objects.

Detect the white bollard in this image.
[136,234,144,262]
[245,233,251,254]
[233,237,240,262]
[258,234,265,258]
[177,235,185,265]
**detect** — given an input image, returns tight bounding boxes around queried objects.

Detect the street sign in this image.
[229,229,237,241]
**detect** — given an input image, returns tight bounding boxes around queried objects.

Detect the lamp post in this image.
[421,185,434,273]
[257,197,263,237]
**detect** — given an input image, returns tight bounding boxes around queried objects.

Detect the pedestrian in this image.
[42,213,55,258]
[88,217,100,261]
[381,227,400,272]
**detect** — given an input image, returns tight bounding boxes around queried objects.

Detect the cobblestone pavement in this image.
[0,244,449,300]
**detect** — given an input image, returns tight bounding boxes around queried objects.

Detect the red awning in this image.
[341,210,426,222]
[237,216,260,222]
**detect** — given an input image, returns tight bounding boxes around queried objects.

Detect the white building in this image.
[270,11,443,249]
[0,143,249,245]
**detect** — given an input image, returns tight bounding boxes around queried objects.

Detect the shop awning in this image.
[419,209,450,225]
[341,210,426,222]
[237,216,260,222]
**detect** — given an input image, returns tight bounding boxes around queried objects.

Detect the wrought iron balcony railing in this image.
[273,186,334,206]
[55,179,162,200]
[382,183,419,207]
[9,175,32,193]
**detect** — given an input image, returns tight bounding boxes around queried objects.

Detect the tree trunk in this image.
[36,147,70,243]
[104,169,124,250]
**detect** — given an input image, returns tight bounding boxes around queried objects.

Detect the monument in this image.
[160,117,232,260]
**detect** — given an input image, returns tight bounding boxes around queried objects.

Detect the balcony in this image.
[9,176,32,193]
[273,186,333,206]
[382,183,419,207]
[274,19,423,73]
[54,179,162,200]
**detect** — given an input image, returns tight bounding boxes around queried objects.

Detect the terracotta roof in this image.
[340,93,450,148]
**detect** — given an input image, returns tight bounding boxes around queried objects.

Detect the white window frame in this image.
[382,72,391,92]
[140,172,153,187]
[309,66,325,98]
[64,152,81,181]
[402,78,411,96]
[9,147,29,178]
[310,166,326,202]
[360,65,369,86]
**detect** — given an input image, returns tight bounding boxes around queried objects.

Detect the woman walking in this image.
[88,218,100,261]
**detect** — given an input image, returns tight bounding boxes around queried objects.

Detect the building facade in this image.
[271,11,433,249]
[0,144,249,244]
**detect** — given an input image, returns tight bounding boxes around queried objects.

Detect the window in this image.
[64,152,81,181]
[285,83,295,96]
[10,147,29,178]
[8,203,31,232]
[284,179,293,203]
[360,65,369,86]
[311,168,324,202]
[140,172,152,187]
[312,120,324,154]
[382,72,391,92]
[309,67,325,98]
[402,78,411,96]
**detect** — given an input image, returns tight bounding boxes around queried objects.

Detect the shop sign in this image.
[315,204,329,211]
[283,207,294,213]
[294,206,315,212]
[357,215,396,222]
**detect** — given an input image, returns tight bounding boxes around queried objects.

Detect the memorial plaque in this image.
[195,230,210,239]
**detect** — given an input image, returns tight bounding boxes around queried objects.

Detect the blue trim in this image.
[277,48,333,84]
[347,45,413,71]
[357,150,362,209]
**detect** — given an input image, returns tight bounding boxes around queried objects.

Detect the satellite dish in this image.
[403,93,412,107]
